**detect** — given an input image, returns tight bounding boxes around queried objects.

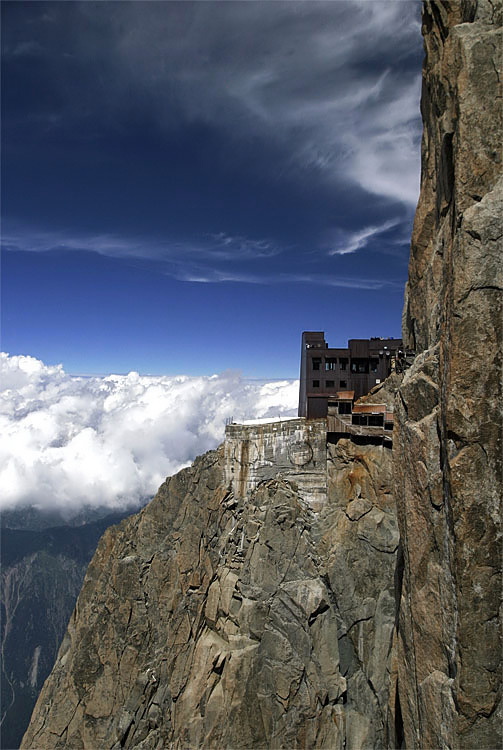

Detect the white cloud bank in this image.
[0,353,298,514]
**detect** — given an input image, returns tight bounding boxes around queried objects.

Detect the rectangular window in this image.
[339,358,347,370]
[312,358,321,370]
[340,380,347,388]
[351,359,369,374]
[312,380,320,388]
[325,358,337,370]
[370,359,379,373]
[326,380,334,388]
[352,414,368,426]
[368,415,384,426]
[338,402,351,415]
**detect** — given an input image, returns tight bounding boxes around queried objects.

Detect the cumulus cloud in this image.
[0,353,298,515]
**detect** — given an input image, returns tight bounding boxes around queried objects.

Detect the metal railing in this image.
[327,413,393,440]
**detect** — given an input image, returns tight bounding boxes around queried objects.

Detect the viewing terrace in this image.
[326,392,394,443]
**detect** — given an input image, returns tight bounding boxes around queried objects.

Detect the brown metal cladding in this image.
[299,331,403,419]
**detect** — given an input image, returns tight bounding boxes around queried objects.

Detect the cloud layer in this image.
[328,219,402,256]
[0,353,298,514]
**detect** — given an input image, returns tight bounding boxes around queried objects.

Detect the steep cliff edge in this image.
[394,1,502,748]
[21,433,399,749]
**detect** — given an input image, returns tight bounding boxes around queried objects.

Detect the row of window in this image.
[312,357,347,371]
[352,414,393,430]
[352,414,384,426]
[312,380,347,389]
[311,357,379,374]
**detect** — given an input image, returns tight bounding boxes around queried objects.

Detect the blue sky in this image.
[1,1,423,378]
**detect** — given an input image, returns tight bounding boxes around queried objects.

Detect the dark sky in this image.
[1,1,423,377]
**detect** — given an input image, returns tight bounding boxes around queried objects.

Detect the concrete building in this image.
[224,418,327,511]
[298,331,403,419]
[222,332,409,513]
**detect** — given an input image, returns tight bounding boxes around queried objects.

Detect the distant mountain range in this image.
[1,505,145,750]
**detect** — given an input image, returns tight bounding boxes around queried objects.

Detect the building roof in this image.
[330,390,355,401]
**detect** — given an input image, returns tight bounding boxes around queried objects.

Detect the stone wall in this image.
[224,419,327,511]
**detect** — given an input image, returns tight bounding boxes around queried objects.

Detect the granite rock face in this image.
[394,2,502,748]
[322,438,398,749]
[21,433,399,749]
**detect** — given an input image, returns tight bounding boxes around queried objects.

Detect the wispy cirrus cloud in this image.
[2,222,404,290]
[207,233,280,260]
[170,268,401,291]
[2,228,149,259]
[327,218,402,257]
[10,40,45,57]
[1,224,282,264]
[3,1,422,206]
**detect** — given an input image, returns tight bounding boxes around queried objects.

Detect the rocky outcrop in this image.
[394,2,502,748]
[22,430,399,749]
[356,372,403,412]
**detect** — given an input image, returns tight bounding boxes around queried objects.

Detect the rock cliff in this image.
[21,433,400,749]
[394,1,502,748]
[21,2,501,748]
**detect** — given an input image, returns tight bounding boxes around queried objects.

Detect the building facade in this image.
[298,331,403,419]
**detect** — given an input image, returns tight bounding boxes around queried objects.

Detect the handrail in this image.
[327,413,392,439]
